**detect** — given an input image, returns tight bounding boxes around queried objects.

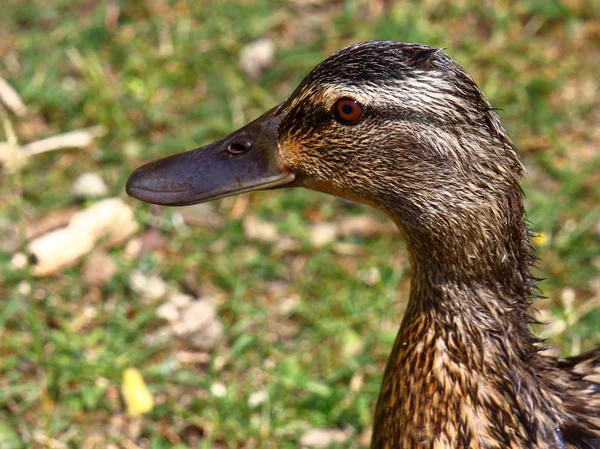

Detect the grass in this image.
[1,1,599,448]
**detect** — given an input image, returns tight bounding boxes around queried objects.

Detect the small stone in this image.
[278,294,300,315]
[179,203,223,229]
[333,242,363,256]
[73,172,109,198]
[139,228,167,254]
[243,215,278,242]
[17,281,31,296]
[208,237,228,254]
[0,217,19,253]
[71,305,98,331]
[358,427,373,447]
[561,287,576,311]
[342,330,365,358]
[143,327,174,346]
[10,252,28,270]
[175,351,211,364]
[170,292,193,309]
[187,318,223,350]
[129,270,167,300]
[300,428,353,448]
[179,300,215,332]
[156,302,179,322]
[124,238,142,260]
[361,267,381,286]
[213,355,228,372]
[275,235,300,252]
[349,373,363,393]
[210,382,227,398]
[309,223,337,248]
[247,390,268,408]
[178,300,224,350]
[239,38,275,78]
[82,433,106,449]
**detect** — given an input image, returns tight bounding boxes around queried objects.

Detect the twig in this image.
[0,75,27,117]
[0,122,105,172]
[21,125,106,157]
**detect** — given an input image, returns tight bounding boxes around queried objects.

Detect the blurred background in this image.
[1,1,599,448]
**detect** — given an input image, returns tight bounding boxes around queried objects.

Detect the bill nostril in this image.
[227,137,253,155]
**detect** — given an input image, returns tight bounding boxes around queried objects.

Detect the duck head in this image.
[127,41,529,281]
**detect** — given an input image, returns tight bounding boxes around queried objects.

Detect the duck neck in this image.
[384,186,541,362]
[384,189,538,336]
[397,216,541,390]
[403,222,537,331]
[370,199,563,449]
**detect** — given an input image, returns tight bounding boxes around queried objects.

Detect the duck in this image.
[126,41,600,449]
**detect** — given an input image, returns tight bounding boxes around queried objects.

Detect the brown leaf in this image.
[83,250,117,287]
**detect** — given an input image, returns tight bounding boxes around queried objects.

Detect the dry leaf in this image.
[27,198,138,276]
[532,231,549,247]
[300,428,354,448]
[122,368,154,416]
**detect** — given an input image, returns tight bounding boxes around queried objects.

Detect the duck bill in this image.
[126,107,295,206]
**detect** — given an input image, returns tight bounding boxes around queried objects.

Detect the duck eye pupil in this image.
[342,104,353,115]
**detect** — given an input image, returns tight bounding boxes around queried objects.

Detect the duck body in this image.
[127,41,600,449]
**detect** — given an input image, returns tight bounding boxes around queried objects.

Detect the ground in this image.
[0,1,599,448]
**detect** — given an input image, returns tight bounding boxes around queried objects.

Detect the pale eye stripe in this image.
[287,77,467,129]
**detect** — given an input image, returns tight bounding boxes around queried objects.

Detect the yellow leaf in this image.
[122,368,153,416]
[533,232,549,247]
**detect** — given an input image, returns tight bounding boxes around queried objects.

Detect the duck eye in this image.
[333,98,364,124]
